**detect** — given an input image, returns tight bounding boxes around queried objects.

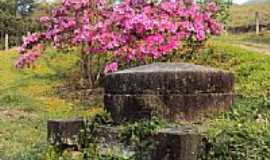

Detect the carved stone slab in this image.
[104,63,234,123]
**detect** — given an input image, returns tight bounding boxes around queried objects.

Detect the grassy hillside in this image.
[220,31,270,44]
[187,38,270,159]
[228,2,270,29]
[244,0,270,5]
[0,49,103,159]
[1,33,270,159]
[189,39,270,96]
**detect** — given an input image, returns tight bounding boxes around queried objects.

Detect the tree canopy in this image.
[0,0,44,49]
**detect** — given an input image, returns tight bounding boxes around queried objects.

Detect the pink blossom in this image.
[207,2,219,13]
[196,30,206,41]
[40,16,50,25]
[104,62,119,73]
[17,0,222,73]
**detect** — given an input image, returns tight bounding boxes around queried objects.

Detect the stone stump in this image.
[104,63,234,123]
[48,119,84,149]
[47,119,201,159]
[151,126,201,160]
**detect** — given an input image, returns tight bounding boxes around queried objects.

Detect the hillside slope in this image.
[244,0,270,5]
[0,49,102,159]
[228,2,270,29]
[1,35,270,159]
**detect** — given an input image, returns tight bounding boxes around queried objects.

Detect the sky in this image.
[233,0,249,4]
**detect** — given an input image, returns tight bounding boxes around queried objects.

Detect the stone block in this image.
[151,126,201,160]
[47,119,84,149]
[104,63,234,123]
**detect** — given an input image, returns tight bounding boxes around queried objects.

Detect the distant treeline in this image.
[227,2,270,33]
[0,0,54,50]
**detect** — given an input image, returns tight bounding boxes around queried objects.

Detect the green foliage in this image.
[187,39,270,96]
[185,37,270,159]
[0,0,36,17]
[2,34,270,160]
[11,143,48,160]
[200,97,270,160]
[121,117,168,145]
[82,112,112,159]
[0,49,102,159]
[46,116,169,160]
[0,0,43,49]
[197,0,232,24]
[121,118,169,160]
[76,37,270,160]
[0,17,42,49]
[222,31,270,45]
[214,0,233,24]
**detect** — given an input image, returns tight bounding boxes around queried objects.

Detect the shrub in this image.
[16,0,222,88]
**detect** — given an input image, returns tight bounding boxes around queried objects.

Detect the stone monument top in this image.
[104,63,234,123]
[111,63,222,74]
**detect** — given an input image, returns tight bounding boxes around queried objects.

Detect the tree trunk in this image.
[81,54,94,88]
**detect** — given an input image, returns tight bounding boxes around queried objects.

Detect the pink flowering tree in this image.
[17,0,222,88]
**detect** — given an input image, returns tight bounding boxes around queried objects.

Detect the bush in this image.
[200,97,270,160]
[16,0,222,88]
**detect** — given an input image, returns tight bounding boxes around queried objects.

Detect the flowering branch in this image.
[17,0,222,74]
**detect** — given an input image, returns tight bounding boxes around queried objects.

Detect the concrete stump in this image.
[48,119,84,149]
[151,127,201,160]
[47,119,201,159]
[104,63,234,123]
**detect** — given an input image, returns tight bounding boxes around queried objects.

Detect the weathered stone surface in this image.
[47,119,84,149]
[104,63,234,123]
[105,63,234,94]
[105,93,233,122]
[151,126,201,160]
[47,119,201,160]
[47,121,135,156]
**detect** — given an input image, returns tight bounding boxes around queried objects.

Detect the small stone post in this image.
[47,119,85,150]
[255,12,260,35]
[151,127,201,160]
[5,33,8,51]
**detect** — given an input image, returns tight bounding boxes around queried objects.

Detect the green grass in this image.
[185,38,270,159]
[1,34,270,159]
[0,49,103,160]
[188,38,270,96]
[218,31,270,45]
[239,31,270,44]
[197,96,270,159]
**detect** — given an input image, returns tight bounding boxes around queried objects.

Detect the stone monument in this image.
[104,63,234,123]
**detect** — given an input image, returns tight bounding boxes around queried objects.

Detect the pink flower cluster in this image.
[16,51,40,68]
[104,62,118,73]
[18,33,42,53]
[17,0,222,73]
[16,44,44,68]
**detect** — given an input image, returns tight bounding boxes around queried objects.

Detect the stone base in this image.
[105,93,234,123]
[104,63,234,123]
[47,119,202,160]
